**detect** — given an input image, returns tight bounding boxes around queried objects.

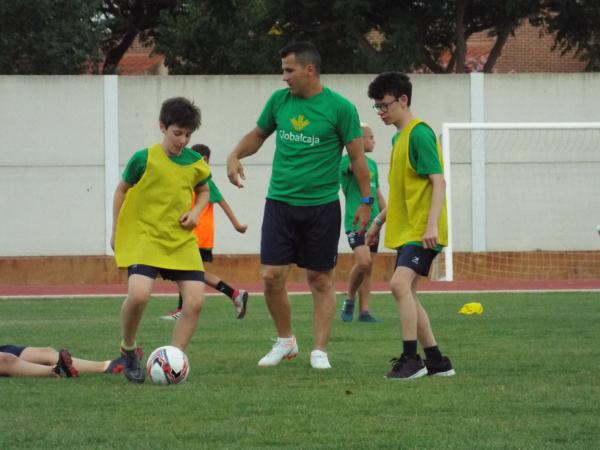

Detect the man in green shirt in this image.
[227,41,372,369]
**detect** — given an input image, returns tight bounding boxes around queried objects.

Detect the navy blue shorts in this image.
[199,249,213,263]
[346,231,379,253]
[127,264,204,282]
[395,245,439,277]
[261,199,341,271]
[0,345,26,357]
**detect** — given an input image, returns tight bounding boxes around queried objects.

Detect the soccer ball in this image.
[146,345,190,385]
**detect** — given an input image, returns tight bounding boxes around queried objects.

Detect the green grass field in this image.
[1,291,599,449]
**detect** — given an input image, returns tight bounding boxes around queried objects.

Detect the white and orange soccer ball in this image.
[146,345,189,385]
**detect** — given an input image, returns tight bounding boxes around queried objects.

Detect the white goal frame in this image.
[441,122,600,281]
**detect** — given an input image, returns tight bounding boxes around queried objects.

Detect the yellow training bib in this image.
[385,119,448,249]
[115,144,210,270]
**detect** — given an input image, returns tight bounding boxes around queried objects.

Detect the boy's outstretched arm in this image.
[110,180,132,250]
[217,199,248,233]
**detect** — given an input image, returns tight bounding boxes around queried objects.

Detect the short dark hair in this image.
[191,144,211,162]
[368,72,412,106]
[279,41,322,74]
[159,97,201,130]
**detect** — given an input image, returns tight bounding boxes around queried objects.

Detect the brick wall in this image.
[471,22,586,73]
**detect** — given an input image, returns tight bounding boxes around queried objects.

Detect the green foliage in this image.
[154,0,284,74]
[98,0,180,73]
[0,0,103,74]
[363,0,544,73]
[154,0,546,74]
[1,292,599,448]
[541,0,600,71]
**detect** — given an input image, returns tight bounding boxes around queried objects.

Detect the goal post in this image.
[440,122,600,282]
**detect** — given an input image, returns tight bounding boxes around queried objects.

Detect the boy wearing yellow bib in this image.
[110,97,211,383]
[366,73,455,379]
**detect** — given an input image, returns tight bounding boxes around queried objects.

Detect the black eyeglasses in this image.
[372,98,398,113]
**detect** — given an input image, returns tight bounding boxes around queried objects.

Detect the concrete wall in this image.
[1,73,599,257]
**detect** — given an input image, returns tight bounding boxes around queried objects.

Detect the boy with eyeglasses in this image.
[366,72,455,379]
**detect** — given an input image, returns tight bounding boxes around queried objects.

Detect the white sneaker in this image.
[160,308,182,320]
[310,350,331,369]
[232,289,248,319]
[258,337,299,367]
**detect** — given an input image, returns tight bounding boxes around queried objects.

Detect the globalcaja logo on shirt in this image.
[291,115,310,131]
[279,114,321,146]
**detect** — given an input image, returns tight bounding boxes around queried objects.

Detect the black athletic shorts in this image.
[395,244,439,277]
[0,345,26,357]
[261,198,341,272]
[346,231,379,253]
[199,249,213,263]
[127,264,204,282]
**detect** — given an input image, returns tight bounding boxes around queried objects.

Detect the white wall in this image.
[1,74,599,256]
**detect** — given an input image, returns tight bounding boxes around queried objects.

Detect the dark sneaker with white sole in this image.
[385,354,428,379]
[121,347,145,383]
[340,299,355,322]
[425,356,456,377]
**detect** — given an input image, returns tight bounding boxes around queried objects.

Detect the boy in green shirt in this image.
[340,123,386,323]
[366,72,455,379]
[111,97,210,383]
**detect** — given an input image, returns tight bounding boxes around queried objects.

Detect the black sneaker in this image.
[358,312,383,323]
[52,349,79,378]
[385,354,428,379]
[340,299,355,322]
[121,347,145,383]
[424,356,456,377]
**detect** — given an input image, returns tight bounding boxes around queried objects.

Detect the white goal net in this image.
[438,122,600,282]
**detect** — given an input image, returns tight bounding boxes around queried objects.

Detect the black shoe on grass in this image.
[358,312,383,323]
[385,354,428,379]
[340,299,355,322]
[121,347,145,383]
[424,356,456,377]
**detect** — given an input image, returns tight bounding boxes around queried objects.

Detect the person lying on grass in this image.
[0,345,127,378]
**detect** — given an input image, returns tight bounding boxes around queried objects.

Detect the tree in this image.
[0,0,103,74]
[98,0,181,74]
[155,0,414,74]
[154,0,285,74]
[364,0,544,73]
[265,0,411,73]
[539,0,600,71]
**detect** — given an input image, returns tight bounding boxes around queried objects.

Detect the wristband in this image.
[360,196,374,205]
[373,216,383,226]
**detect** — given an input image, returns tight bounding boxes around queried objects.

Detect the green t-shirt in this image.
[391,122,443,252]
[122,147,210,187]
[340,154,380,232]
[207,179,224,204]
[257,86,362,206]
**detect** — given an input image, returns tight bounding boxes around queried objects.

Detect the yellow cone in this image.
[459,302,484,315]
